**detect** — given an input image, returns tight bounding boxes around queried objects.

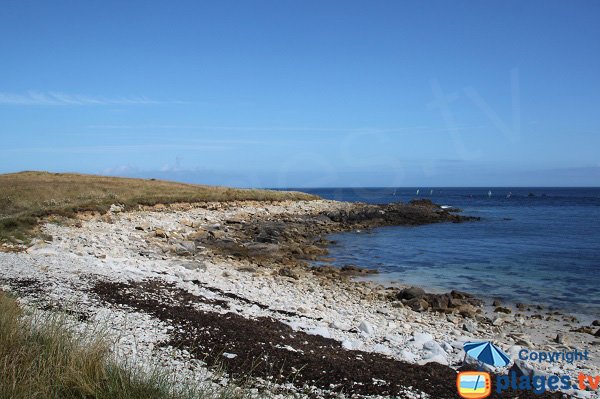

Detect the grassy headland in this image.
[0,171,317,244]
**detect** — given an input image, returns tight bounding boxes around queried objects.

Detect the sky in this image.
[1,0,599,187]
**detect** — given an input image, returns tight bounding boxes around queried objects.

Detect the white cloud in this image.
[0,91,182,106]
[85,124,488,134]
[86,124,417,133]
[2,143,231,153]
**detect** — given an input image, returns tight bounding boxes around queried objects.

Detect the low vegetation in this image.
[0,291,251,399]
[0,171,317,244]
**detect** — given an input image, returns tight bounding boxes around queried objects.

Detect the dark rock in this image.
[340,265,361,273]
[458,304,479,318]
[254,223,286,244]
[279,267,299,280]
[397,287,426,301]
[595,329,600,337]
[571,326,594,335]
[450,290,473,300]
[405,298,429,312]
[492,299,502,307]
[311,265,340,275]
[428,293,450,310]
[516,303,527,311]
[448,297,464,308]
[237,266,257,273]
[244,242,280,255]
[340,265,378,275]
[408,199,438,208]
[325,202,478,226]
[495,306,512,314]
[592,320,600,327]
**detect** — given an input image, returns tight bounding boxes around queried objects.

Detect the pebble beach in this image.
[1,199,598,398]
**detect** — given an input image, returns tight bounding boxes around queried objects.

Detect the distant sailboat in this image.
[488,190,492,198]
[392,189,397,196]
[430,189,434,195]
[416,189,420,196]
[506,191,512,199]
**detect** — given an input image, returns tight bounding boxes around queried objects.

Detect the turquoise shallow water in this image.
[290,188,600,316]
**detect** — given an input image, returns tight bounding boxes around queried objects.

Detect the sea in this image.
[290,187,600,317]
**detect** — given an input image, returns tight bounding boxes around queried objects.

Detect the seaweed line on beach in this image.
[89,278,569,399]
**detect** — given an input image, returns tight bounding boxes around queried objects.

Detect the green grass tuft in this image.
[0,291,256,399]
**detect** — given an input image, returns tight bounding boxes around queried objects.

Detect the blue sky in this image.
[1,0,599,187]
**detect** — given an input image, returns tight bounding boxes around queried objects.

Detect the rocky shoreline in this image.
[0,199,598,398]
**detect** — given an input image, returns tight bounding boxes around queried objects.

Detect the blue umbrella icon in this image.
[463,341,511,367]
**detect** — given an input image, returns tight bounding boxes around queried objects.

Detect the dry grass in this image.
[0,291,257,399]
[0,171,317,243]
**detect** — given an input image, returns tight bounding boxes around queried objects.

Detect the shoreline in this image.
[352,272,599,325]
[318,217,600,322]
[0,199,597,398]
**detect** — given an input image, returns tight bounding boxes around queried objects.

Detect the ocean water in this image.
[294,188,600,316]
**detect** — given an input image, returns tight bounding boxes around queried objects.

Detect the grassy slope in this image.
[0,171,317,243]
[0,291,246,399]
